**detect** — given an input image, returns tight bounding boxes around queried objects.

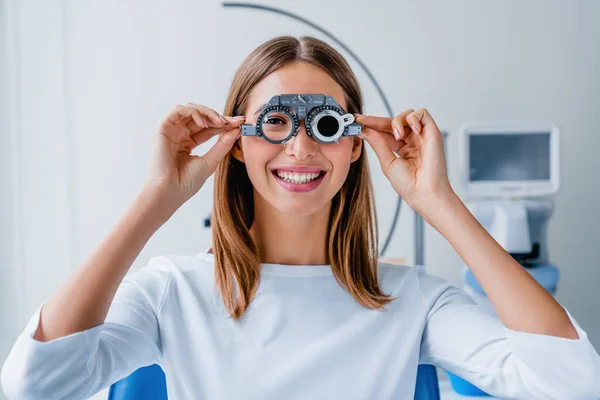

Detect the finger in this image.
[201,127,241,174]
[365,127,408,154]
[185,112,236,133]
[406,108,440,136]
[391,109,415,140]
[186,103,226,127]
[354,114,393,133]
[190,125,238,146]
[360,127,397,175]
[158,107,194,141]
[165,105,204,132]
[354,110,414,139]
[387,135,407,155]
[214,115,247,130]
[188,109,209,132]
[186,116,245,134]
[186,118,201,132]
[163,105,192,126]
[222,115,247,125]
[186,115,245,139]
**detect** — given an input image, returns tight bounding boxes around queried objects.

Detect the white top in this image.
[2,251,600,399]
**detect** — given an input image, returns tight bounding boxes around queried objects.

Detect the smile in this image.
[271,169,327,193]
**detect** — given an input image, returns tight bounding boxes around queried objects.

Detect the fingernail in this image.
[411,125,420,135]
[223,115,242,124]
[393,127,401,140]
[357,134,364,140]
[234,115,246,120]
[200,116,209,128]
[236,130,242,139]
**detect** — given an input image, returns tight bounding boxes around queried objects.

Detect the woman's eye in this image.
[265,117,286,125]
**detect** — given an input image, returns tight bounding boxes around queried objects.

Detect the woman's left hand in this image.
[355,108,455,213]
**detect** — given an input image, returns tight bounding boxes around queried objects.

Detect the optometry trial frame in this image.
[240,94,362,146]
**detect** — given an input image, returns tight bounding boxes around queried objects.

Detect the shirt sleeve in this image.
[0,256,174,400]
[414,265,600,400]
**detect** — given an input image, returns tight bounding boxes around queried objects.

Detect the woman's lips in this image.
[271,170,326,193]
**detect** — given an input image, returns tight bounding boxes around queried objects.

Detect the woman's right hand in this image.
[146,103,245,204]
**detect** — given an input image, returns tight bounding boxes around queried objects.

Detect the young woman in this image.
[2,36,599,400]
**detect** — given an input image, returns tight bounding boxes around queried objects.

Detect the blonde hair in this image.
[211,35,394,319]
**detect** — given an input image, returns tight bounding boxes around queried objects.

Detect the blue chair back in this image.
[109,363,439,399]
[108,364,167,400]
[415,364,440,400]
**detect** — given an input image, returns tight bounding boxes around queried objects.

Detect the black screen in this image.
[469,133,551,181]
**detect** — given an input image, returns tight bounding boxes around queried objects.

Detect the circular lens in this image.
[308,107,345,143]
[316,115,340,137]
[260,110,293,142]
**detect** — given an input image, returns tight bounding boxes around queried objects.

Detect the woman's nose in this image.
[284,121,318,159]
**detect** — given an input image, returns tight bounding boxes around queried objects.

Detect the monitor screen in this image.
[469,133,551,182]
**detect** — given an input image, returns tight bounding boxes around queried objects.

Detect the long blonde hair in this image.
[211,35,394,319]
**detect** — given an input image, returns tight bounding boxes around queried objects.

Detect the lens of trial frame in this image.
[316,115,339,137]
[261,111,293,142]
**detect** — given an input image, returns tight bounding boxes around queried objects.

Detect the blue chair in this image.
[109,363,440,399]
[108,364,167,400]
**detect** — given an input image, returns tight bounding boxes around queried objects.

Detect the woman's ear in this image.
[230,137,245,163]
[350,136,362,163]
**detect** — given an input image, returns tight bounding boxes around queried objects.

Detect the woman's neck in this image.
[249,199,331,266]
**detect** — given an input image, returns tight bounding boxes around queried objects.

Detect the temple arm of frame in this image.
[346,123,362,136]
[241,124,259,136]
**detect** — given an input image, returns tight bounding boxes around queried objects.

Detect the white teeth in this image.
[275,170,322,184]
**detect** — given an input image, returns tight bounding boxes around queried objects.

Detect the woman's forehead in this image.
[246,62,347,114]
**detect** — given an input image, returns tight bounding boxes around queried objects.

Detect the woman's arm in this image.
[34,183,178,342]
[357,108,577,339]
[1,105,243,399]
[420,192,579,339]
[33,104,243,342]
[358,108,599,397]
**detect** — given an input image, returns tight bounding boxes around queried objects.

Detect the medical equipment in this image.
[240,94,362,145]
[459,122,560,199]
[448,122,561,396]
[459,122,560,265]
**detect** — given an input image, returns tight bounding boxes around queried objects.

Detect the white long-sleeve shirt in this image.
[2,250,600,399]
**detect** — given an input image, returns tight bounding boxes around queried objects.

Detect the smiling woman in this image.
[1,35,599,400]
[214,40,385,319]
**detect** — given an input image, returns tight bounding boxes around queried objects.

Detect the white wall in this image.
[2,1,599,399]
[0,0,17,377]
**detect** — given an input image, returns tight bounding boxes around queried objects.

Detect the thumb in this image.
[187,127,240,181]
[361,127,397,177]
[200,127,241,175]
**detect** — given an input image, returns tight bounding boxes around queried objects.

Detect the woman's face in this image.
[231,61,362,217]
